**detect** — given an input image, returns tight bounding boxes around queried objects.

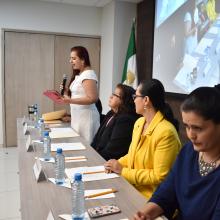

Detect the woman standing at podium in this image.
[61,46,100,143]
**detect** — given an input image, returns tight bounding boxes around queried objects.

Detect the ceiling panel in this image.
[40,0,142,7]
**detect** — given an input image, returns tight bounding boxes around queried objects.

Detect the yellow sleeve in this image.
[121,130,180,186]
[118,154,128,168]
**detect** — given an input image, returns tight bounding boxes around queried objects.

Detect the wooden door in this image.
[4,32,55,147]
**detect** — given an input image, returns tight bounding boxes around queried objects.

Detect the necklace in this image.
[199,153,220,177]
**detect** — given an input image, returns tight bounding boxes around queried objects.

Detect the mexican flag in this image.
[122,20,138,89]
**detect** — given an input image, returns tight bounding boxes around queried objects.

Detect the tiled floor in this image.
[0,147,21,220]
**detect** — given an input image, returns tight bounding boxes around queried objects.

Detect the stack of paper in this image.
[49,127,79,138]
[51,142,86,151]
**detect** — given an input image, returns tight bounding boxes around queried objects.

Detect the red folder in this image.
[43,90,65,104]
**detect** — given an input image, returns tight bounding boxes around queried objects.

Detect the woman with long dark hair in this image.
[61,46,100,143]
[91,84,139,160]
[104,79,181,199]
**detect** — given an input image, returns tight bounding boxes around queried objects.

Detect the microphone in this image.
[60,74,68,96]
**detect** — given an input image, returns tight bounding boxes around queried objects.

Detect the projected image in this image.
[156,0,188,27]
[153,0,220,94]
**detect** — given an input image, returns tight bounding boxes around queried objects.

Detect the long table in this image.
[17,119,148,220]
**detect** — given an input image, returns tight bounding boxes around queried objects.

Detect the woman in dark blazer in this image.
[91,83,139,160]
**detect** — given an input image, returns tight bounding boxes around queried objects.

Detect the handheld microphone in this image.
[60,74,68,96]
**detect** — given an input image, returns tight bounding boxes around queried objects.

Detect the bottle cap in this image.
[74,173,82,181]
[56,148,63,154]
[44,131,49,137]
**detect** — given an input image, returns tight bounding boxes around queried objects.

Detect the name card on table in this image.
[25,135,34,152]
[23,122,29,135]
[33,158,46,182]
[47,210,55,220]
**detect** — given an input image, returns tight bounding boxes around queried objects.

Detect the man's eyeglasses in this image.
[132,94,145,100]
[112,93,121,99]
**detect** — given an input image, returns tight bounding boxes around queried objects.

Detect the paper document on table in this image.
[49,127,79,138]
[195,38,213,55]
[65,165,119,182]
[51,142,86,151]
[48,124,63,128]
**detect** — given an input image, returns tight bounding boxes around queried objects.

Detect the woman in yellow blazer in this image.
[104,79,181,199]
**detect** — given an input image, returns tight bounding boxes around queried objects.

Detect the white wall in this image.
[100,0,137,113]
[99,1,115,113]
[0,0,137,146]
[113,1,137,88]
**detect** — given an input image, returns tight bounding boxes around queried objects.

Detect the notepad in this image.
[51,142,86,151]
[49,127,79,138]
[65,165,119,182]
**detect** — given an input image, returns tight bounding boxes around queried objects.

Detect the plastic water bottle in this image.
[43,131,51,161]
[55,148,65,184]
[72,173,85,220]
[38,118,45,141]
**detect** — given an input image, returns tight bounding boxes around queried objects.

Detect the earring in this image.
[144,105,147,110]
